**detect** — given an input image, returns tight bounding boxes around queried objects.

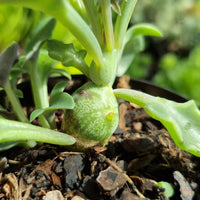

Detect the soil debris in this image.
[0,77,200,199]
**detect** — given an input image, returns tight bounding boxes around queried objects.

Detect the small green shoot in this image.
[157,181,174,198]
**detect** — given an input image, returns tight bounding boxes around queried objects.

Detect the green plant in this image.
[131,0,200,50]
[153,45,200,105]
[0,0,200,157]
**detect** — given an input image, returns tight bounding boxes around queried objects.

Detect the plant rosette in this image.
[0,0,200,158]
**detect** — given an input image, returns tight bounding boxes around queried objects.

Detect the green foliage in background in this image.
[153,46,200,105]
[0,5,44,51]
[132,0,200,50]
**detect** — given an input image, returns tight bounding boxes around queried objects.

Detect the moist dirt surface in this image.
[0,76,200,200]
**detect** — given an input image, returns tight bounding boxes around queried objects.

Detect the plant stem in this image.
[100,0,114,51]
[4,79,29,123]
[114,0,138,49]
[28,52,54,129]
[83,0,103,47]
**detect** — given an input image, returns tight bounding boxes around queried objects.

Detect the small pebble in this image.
[43,190,64,200]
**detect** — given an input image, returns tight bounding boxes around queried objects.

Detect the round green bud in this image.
[62,82,119,150]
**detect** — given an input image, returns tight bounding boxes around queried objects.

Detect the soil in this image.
[0,76,199,200]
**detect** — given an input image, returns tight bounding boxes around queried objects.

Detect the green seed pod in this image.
[62,82,119,150]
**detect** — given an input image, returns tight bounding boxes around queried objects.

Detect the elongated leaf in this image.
[114,0,138,48]
[125,23,162,43]
[30,81,74,122]
[0,42,18,87]
[0,118,76,146]
[114,88,200,157]
[47,40,89,77]
[111,0,121,15]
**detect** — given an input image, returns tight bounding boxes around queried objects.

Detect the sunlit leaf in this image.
[114,88,200,157]
[26,17,56,52]
[30,81,74,122]
[157,181,174,198]
[47,39,89,76]
[125,23,162,43]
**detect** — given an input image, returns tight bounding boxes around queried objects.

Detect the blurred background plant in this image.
[0,5,43,51]
[153,46,200,105]
[0,4,83,74]
[125,0,200,104]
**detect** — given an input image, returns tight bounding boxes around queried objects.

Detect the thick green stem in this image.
[4,79,29,123]
[114,0,138,49]
[28,53,55,129]
[83,0,103,47]
[100,0,114,51]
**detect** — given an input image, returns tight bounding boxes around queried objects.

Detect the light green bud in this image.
[62,82,119,150]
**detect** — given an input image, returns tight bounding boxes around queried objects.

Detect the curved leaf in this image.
[27,17,56,52]
[0,42,18,87]
[114,88,200,157]
[47,39,89,77]
[125,23,162,44]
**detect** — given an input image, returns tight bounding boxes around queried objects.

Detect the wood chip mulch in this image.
[0,76,200,200]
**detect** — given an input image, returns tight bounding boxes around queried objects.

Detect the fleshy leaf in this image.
[30,81,74,122]
[47,39,89,77]
[125,23,162,43]
[114,88,200,157]
[117,23,162,76]
[0,118,76,146]
[0,42,18,87]
[111,0,121,15]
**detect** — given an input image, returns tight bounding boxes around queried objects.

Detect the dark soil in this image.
[0,76,199,200]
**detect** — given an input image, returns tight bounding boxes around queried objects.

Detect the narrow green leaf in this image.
[114,0,138,49]
[0,118,76,145]
[0,42,18,87]
[114,88,200,157]
[47,40,89,77]
[100,0,114,51]
[83,0,103,46]
[0,141,23,151]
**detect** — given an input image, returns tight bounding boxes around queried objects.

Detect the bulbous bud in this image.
[62,82,119,150]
